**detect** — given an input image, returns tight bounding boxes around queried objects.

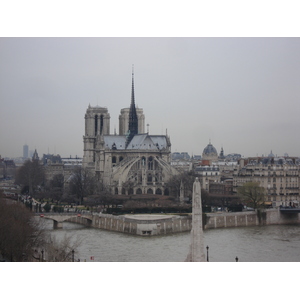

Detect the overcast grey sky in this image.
[1,37,300,158]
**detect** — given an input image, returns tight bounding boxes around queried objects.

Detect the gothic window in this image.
[100,115,104,134]
[147,174,152,182]
[94,115,98,135]
[122,188,126,195]
[147,188,153,194]
[148,156,153,170]
[112,156,117,164]
[114,188,118,195]
[136,188,142,194]
[156,188,162,195]
[128,188,134,195]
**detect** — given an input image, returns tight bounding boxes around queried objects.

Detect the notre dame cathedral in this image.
[82,69,178,196]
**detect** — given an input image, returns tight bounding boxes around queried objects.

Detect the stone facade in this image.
[82,73,178,196]
[119,107,145,135]
[195,165,220,191]
[193,152,300,208]
[233,157,300,207]
[0,158,16,179]
[82,113,178,195]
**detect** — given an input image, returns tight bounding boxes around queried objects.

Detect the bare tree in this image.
[68,166,97,205]
[45,173,65,202]
[15,160,45,195]
[44,234,82,262]
[237,181,266,209]
[0,192,45,261]
[166,171,196,200]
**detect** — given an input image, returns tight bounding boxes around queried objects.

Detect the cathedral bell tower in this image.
[83,105,110,169]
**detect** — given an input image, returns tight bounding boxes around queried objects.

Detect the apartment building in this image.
[233,156,300,207]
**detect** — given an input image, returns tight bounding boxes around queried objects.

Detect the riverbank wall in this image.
[68,208,300,236]
[205,208,300,229]
[69,214,192,236]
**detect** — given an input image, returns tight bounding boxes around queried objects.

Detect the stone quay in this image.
[65,208,300,236]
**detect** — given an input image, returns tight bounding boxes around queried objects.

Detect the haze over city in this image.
[2,3,300,298]
[1,37,299,159]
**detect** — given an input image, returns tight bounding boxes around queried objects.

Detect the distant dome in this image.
[202,142,218,163]
[268,150,275,158]
[203,142,218,156]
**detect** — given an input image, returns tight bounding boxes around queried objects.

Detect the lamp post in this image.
[72,249,74,262]
[206,246,209,262]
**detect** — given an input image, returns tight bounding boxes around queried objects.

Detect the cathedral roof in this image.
[104,134,168,150]
[104,135,127,149]
[128,134,167,150]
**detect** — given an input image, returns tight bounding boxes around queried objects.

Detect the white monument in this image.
[185,177,206,262]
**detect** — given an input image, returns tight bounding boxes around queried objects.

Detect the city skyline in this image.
[1,38,300,159]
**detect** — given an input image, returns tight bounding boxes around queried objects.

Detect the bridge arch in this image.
[42,213,93,229]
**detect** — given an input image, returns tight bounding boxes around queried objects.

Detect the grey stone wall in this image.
[69,214,192,236]
[68,209,300,236]
[204,209,300,230]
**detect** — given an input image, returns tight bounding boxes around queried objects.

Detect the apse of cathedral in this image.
[83,69,178,196]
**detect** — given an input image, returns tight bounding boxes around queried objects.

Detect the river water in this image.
[40,218,300,262]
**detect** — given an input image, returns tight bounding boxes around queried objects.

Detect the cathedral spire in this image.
[126,65,138,148]
[131,64,135,106]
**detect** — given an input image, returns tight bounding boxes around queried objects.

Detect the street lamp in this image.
[206,245,209,262]
[72,249,74,262]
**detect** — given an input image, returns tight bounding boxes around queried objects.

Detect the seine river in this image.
[41,218,300,262]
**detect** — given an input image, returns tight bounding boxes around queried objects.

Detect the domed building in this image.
[268,150,275,158]
[202,141,218,163]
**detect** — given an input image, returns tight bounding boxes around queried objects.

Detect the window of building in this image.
[100,115,104,134]
[94,115,98,135]
[147,188,153,194]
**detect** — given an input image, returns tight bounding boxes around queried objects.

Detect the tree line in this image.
[15,160,111,207]
[14,159,268,212]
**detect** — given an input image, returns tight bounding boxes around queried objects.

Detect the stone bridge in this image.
[39,213,93,229]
